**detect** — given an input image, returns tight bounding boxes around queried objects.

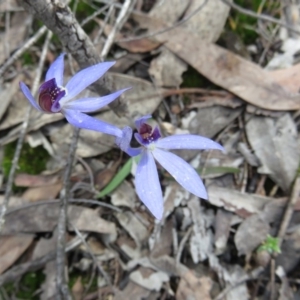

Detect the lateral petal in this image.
[62,88,129,112]
[152,148,208,199]
[45,53,65,86]
[19,82,43,112]
[155,134,224,152]
[64,61,115,101]
[63,109,123,137]
[135,151,164,220]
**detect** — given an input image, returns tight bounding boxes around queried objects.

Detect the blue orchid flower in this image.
[116,115,224,220]
[20,53,129,137]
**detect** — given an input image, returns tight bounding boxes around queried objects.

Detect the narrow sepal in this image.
[152,148,208,199]
[62,88,129,112]
[63,109,123,137]
[45,53,65,86]
[19,82,43,112]
[64,61,115,101]
[135,151,164,220]
[155,134,224,152]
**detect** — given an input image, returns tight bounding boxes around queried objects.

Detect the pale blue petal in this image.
[152,148,208,199]
[135,114,152,130]
[19,82,43,112]
[115,126,142,157]
[155,134,224,152]
[64,61,115,101]
[62,88,130,112]
[136,150,164,220]
[63,109,123,137]
[45,53,65,86]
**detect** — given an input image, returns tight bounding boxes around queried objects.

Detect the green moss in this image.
[2,271,45,300]
[21,52,35,66]
[2,141,49,179]
[181,66,209,89]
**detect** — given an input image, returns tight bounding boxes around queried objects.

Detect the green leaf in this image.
[97,157,135,198]
[196,166,240,176]
[257,235,281,254]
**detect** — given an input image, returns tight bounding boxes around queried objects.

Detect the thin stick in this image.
[101,0,136,59]
[176,226,193,264]
[69,221,113,289]
[4,198,122,216]
[270,258,276,300]
[0,30,52,233]
[0,26,47,78]
[56,127,80,299]
[80,4,110,27]
[276,176,300,248]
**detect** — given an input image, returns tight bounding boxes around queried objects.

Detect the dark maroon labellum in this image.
[38,78,65,113]
[138,123,161,144]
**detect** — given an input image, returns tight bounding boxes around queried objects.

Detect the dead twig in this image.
[4,199,122,216]
[69,221,113,290]
[100,0,137,59]
[276,176,300,247]
[176,226,193,265]
[56,127,80,299]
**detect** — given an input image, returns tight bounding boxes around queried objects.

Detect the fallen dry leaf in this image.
[14,173,60,187]
[181,0,230,42]
[208,186,273,217]
[116,211,148,247]
[188,196,214,263]
[132,12,300,110]
[246,113,300,192]
[151,218,173,258]
[98,19,161,53]
[214,209,233,255]
[269,62,300,94]
[0,11,31,64]
[0,75,22,121]
[234,214,270,256]
[129,267,169,292]
[114,281,150,300]
[0,235,34,274]
[111,180,137,208]
[176,270,212,300]
[72,276,84,300]
[22,183,62,202]
[149,0,188,24]
[2,203,116,239]
[94,159,121,190]
[149,48,187,87]
[187,106,242,138]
